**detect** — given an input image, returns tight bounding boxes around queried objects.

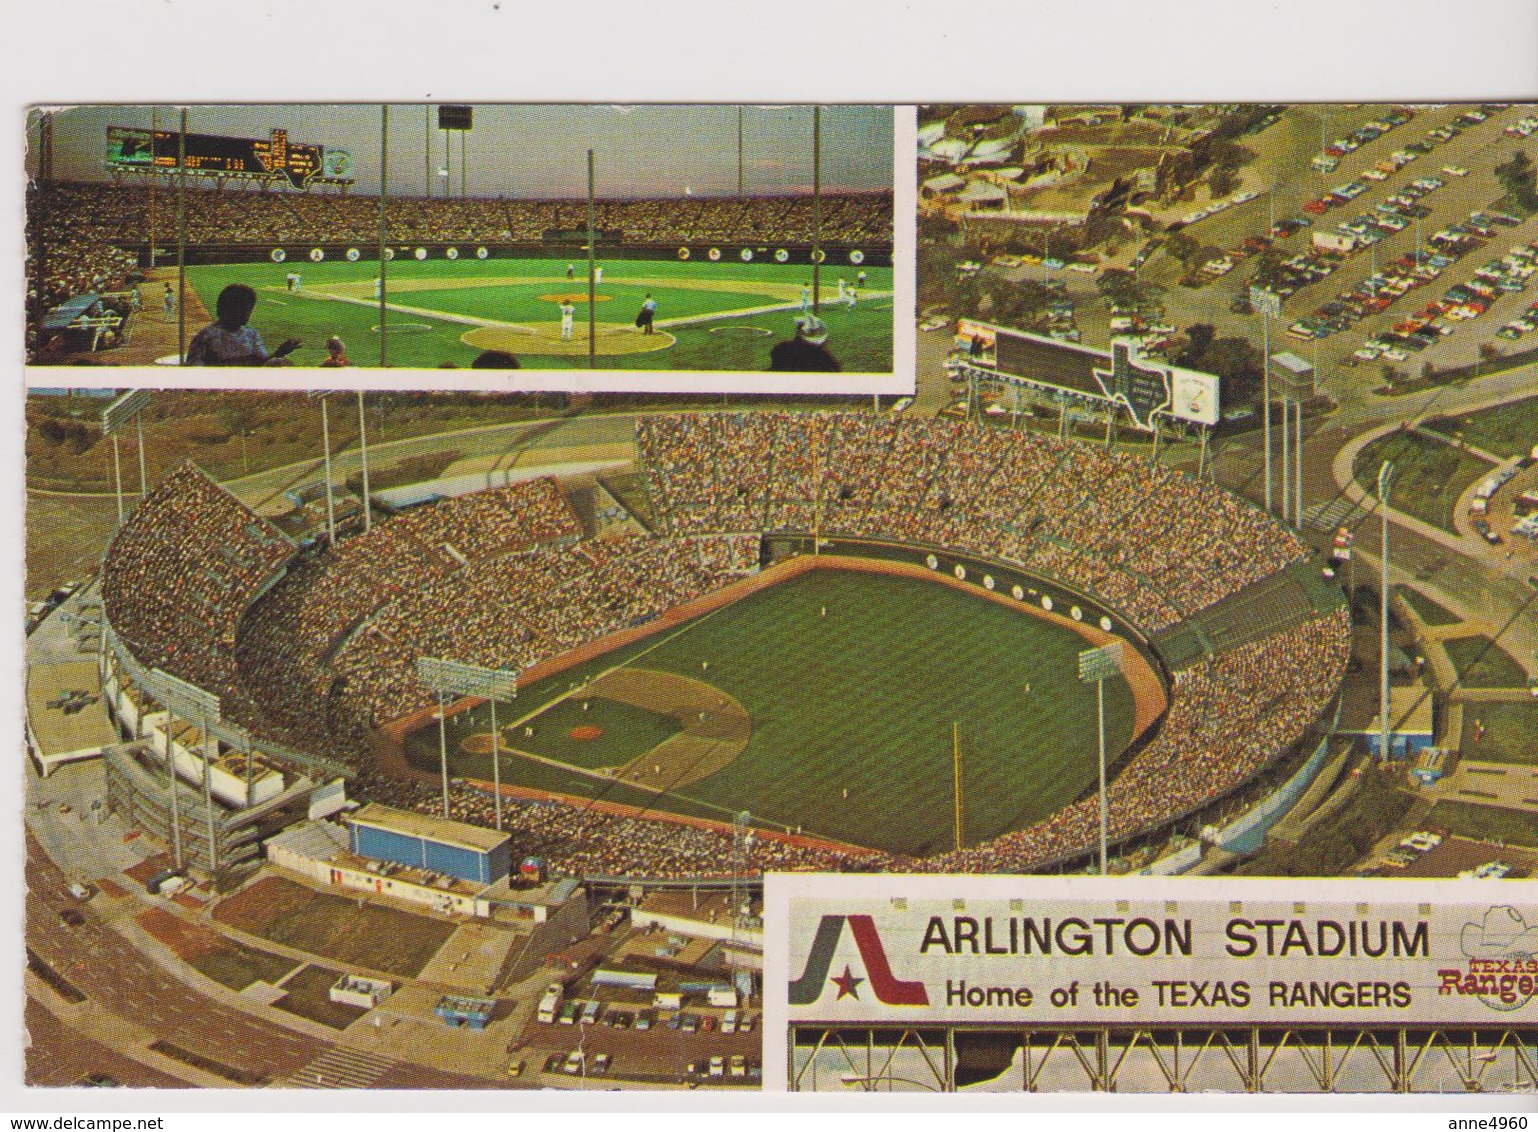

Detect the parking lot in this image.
[1141,104,1538,398]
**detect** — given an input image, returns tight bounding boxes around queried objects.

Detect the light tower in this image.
[1377,461,1395,763]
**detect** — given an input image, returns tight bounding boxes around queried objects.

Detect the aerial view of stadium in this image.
[24,104,896,374]
[19,100,1538,1095]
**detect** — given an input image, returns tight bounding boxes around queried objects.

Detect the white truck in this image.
[537,983,563,1025]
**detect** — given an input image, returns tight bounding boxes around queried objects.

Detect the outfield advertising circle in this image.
[1071,605,1083,621]
[476,246,489,259]
[953,564,966,581]
[708,247,721,261]
[850,249,865,264]
[446,247,459,260]
[926,554,939,570]
[775,249,789,263]
[345,247,361,262]
[740,248,753,262]
[1012,584,1025,600]
[383,248,395,261]
[414,247,427,261]
[811,249,827,264]
[270,248,287,263]
[1041,595,1054,612]
[1100,616,1114,632]
[983,574,996,591]
[309,247,324,262]
[678,247,691,260]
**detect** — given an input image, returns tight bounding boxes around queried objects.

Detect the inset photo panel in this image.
[25,103,912,394]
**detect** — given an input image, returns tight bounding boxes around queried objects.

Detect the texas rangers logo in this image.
[788,914,929,1006]
[1437,906,1538,1013]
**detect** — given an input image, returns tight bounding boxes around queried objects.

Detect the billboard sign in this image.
[1171,369,1220,426]
[767,875,1538,1030]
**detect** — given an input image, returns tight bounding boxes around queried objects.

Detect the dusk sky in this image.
[32,104,893,198]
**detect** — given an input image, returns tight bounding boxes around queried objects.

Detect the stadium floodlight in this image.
[101,390,153,435]
[150,668,221,874]
[416,658,518,829]
[1377,461,1395,764]
[1078,641,1123,876]
[102,390,154,524]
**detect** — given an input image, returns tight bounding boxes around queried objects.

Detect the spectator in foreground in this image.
[185,284,300,366]
[471,350,521,369]
[769,319,840,372]
[320,336,352,367]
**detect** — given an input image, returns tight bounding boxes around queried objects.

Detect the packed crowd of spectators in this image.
[100,413,1349,882]
[353,769,872,880]
[637,412,1307,629]
[100,464,296,694]
[27,182,891,316]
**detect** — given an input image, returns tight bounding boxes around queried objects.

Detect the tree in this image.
[1164,230,1202,274]
[1179,323,1217,365]
[1494,150,1538,213]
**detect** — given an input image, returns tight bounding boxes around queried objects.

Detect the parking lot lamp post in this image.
[1378,460,1395,765]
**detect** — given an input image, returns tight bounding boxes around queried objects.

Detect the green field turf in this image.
[185,257,894,372]
[408,566,1137,857]
[1460,701,1538,766]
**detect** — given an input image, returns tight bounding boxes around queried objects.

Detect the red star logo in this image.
[831,965,864,1000]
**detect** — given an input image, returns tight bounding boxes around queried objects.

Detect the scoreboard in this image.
[106,126,352,189]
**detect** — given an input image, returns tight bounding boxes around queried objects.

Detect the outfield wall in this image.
[133,242,894,270]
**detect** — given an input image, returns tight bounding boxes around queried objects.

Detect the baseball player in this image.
[559,300,576,341]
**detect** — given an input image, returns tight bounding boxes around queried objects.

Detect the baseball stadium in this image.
[90,409,1351,888]
[26,104,895,371]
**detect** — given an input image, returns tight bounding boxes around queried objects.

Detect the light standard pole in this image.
[1378,460,1395,764]
[356,391,371,533]
[1078,642,1123,876]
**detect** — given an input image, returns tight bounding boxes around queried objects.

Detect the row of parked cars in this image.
[1311,107,1418,173]
[1288,207,1528,353]
[1307,104,1507,204]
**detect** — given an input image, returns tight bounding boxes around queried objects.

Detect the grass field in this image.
[1444,635,1529,688]
[1460,701,1538,766]
[186,257,894,372]
[1354,431,1496,533]
[1428,800,1538,848]
[464,695,682,772]
[273,966,369,1030]
[1427,395,1538,460]
[1395,585,1461,627]
[213,876,455,978]
[411,566,1135,857]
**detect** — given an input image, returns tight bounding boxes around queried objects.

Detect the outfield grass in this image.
[413,565,1135,857]
[1354,430,1496,533]
[186,258,893,371]
[1427,395,1538,460]
[1460,700,1538,766]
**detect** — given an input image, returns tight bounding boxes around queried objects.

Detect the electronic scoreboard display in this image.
[106,126,351,189]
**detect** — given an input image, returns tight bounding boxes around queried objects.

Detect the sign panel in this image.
[1170,369,1220,426]
[767,875,1538,1031]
